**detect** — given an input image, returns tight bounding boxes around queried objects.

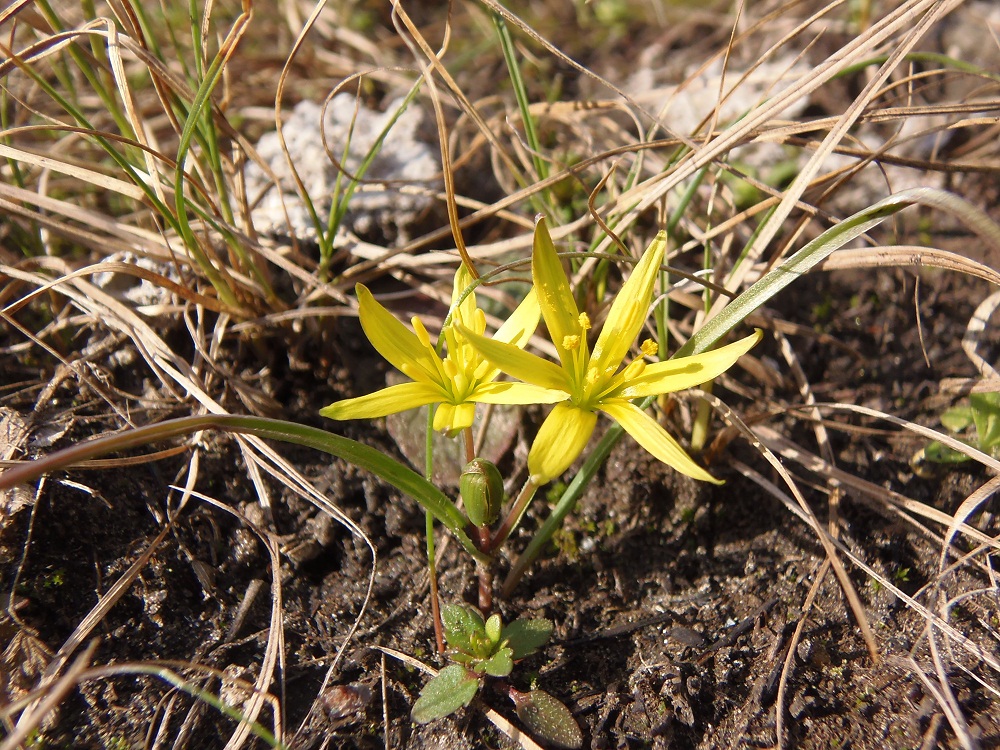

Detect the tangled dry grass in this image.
[2,0,1000,747]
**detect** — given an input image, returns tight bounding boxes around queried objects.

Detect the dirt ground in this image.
[3,2,1000,749]
[3,263,999,749]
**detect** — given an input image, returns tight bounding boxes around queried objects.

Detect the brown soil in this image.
[3,3,1000,749]
[3,263,999,749]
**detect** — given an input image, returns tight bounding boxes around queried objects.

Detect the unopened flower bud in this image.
[460,458,504,527]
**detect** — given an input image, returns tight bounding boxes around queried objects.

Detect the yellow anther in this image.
[622,358,646,380]
[578,312,591,331]
[563,334,581,351]
[442,358,458,378]
[640,339,658,358]
[473,360,491,380]
[412,317,433,349]
[473,308,487,335]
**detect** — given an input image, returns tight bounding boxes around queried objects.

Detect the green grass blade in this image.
[0,415,485,563]
[504,188,1000,594]
[677,188,1000,358]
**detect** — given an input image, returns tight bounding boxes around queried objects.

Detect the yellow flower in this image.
[459,217,762,484]
[321,264,567,435]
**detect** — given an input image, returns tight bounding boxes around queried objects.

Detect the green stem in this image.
[489,478,538,554]
[500,398,649,598]
[425,407,444,654]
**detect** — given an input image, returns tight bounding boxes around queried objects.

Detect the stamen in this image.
[412,317,433,349]
[563,334,581,350]
[473,360,491,380]
[578,312,591,331]
[442,358,458,378]
[640,338,658,358]
[473,308,487,335]
[621,358,646,380]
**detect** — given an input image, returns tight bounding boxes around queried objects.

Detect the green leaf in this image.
[940,405,974,433]
[485,614,503,645]
[923,440,973,464]
[679,188,1000,359]
[510,689,582,749]
[481,646,514,677]
[443,603,485,654]
[0,414,489,566]
[411,665,480,723]
[503,618,553,660]
[970,392,1000,452]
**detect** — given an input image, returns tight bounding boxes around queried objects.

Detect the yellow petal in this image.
[617,330,763,399]
[433,401,476,433]
[532,217,582,370]
[527,402,598,484]
[589,232,665,375]
[600,400,720,483]
[458,323,569,392]
[357,285,442,385]
[320,381,444,421]
[494,287,540,348]
[473,381,569,405]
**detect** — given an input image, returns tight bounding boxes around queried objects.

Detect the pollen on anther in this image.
[563,334,581,350]
[640,339,658,358]
[578,312,591,331]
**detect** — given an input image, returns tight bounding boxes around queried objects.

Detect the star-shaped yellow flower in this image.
[321,264,567,435]
[459,217,762,484]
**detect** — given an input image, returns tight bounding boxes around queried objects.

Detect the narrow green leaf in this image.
[503,618,553,660]
[0,415,486,564]
[411,665,480,723]
[679,188,1000,358]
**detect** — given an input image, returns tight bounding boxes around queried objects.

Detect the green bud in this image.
[460,458,504,527]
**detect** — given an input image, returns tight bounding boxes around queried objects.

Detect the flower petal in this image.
[458,323,569,392]
[600,400,720,483]
[321,381,444,421]
[527,402,598,484]
[473,381,569,405]
[589,232,665,374]
[617,330,763,398]
[532,217,581,369]
[494,287,540,349]
[433,401,476,433]
[451,263,478,328]
[357,284,442,384]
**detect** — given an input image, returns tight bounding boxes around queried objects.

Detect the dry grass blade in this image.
[695,389,880,662]
[0,640,99,750]
[7,527,167,739]
[819,246,1000,286]
[753,423,1000,552]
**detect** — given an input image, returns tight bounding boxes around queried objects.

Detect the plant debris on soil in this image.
[2,1,1000,749]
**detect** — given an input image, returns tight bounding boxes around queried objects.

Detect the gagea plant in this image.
[315,217,759,742]
[0,216,761,747]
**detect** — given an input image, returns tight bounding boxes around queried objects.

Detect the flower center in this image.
[592,338,660,402]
